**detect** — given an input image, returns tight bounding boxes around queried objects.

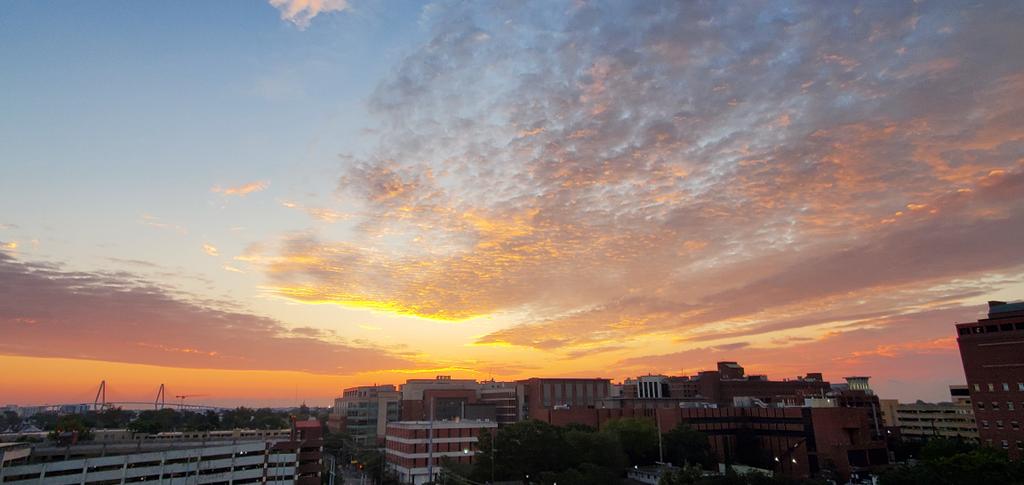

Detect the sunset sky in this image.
[2,1,1023,407]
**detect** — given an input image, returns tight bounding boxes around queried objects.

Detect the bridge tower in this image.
[154,384,166,410]
[93,380,107,411]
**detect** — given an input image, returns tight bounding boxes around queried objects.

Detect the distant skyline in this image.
[2,1,1024,407]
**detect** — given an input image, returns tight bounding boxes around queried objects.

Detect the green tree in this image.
[28,412,60,430]
[563,427,627,472]
[663,423,714,469]
[602,417,659,465]
[49,414,92,441]
[658,464,704,485]
[1,410,22,431]
[879,446,1024,485]
[472,420,567,482]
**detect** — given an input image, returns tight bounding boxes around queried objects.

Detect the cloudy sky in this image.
[2,0,1023,406]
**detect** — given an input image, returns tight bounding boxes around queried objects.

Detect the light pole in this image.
[427,397,435,484]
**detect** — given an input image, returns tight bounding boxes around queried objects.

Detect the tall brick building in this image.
[956,300,1024,458]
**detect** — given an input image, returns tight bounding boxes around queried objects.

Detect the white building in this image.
[0,441,300,484]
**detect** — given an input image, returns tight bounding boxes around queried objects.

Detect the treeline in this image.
[436,418,824,485]
[879,438,1024,485]
[3,406,317,438]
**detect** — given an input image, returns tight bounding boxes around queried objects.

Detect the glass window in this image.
[989,383,995,392]
[1004,383,1011,392]
[1010,402,1015,411]
[1019,383,1024,391]
[997,420,1004,428]
[974,384,981,392]
[993,401,1000,410]
[978,402,985,410]
[1002,440,1009,449]
[982,420,989,428]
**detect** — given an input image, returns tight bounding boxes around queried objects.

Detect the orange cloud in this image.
[268,0,349,29]
[202,243,219,256]
[212,181,269,196]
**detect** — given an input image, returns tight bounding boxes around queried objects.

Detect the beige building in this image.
[328,384,402,445]
[880,385,978,441]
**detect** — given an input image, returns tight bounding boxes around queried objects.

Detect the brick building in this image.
[515,377,612,420]
[956,300,1024,458]
[479,380,520,424]
[384,419,497,485]
[400,376,497,422]
[610,363,832,411]
[283,418,324,485]
[533,405,888,481]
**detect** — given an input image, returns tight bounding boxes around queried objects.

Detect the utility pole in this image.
[656,408,664,464]
[427,397,435,484]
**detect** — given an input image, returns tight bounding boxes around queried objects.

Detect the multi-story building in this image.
[879,386,978,442]
[624,375,670,399]
[400,376,488,421]
[956,300,1024,458]
[328,384,401,445]
[0,419,323,484]
[384,419,497,485]
[516,378,612,420]
[609,363,832,411]
[478,380,519,424]
[831,377,884,440]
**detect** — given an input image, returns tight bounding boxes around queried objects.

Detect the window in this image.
[982,420,990,428]
[1002,440,1009,449]
[1010,402,1015,411]
[1019,383,1024,391]
[993,401,1000,410]
[1013,421,1020,430]
[1004,383,1011,392]
[978,402,986,410]
[989,383,996,392]
[975,384,981,392]
[1018,441,1023,450]
[997,420,1004,428]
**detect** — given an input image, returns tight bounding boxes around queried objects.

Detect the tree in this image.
[563,427,627,473]
[1,410,22,431]
[472,420,567,482]
[879,446,1024,485]
[602,417,660,465]
[658,465,704,485]
[663,423,714,469]
[48,414,92,442]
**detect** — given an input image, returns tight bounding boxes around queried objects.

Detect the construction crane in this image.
[174,394,209,408]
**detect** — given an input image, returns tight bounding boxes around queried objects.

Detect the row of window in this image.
[980,419,1021,430]
[959,322,1024,335]
[988,439,1024,451]
[977,401,1022,411]
[972,383,1024,392]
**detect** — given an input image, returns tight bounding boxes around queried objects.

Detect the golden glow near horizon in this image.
[3,1,1024,406]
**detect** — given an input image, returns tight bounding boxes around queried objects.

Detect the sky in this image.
[2,0,1023,407]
